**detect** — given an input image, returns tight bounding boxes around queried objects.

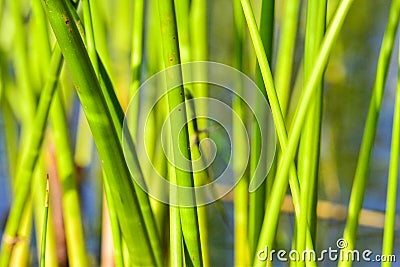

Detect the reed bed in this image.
[0,0,399,266]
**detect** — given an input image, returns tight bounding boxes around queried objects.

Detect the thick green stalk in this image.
[9,199,32,266]
[110,0,132,103]
[248,0,274,257]
[175,0,191,62]
[240,0,355,265]
[189,0,208,63]
[40,0,161,265]
[69,3,163,263]
[188,1,211,265]
[186,99,212,267]
[274,0,301,115]
[382,35,400,267]
[340,1,400,265]
[232,1,251,265]
[157,0,203,265]
[52,88,89,266]
[297,0,326,259]
[189,0,208,131]
[0,44,63,266]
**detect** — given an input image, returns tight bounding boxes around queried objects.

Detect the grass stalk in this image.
[129,0,144,137]
[0,44,63,266]
[187,1,211,264]
[189,0,208,128]
[232,1,251,265]
[296,0,327,257]
[274,0,301,115]
[72,2,165,263]
[32,159,58,267]
[157,0,203,265]
[10,0,36,128]
[40,177,50,267]
[240,1,314,265]
[41,0,162,265]
[9,199,32,266]
[170,159,184,267]
[381,35,400,267]
[51,88,89,266]
[241,0,355,265]
[89,0,113,79]
[339,1,400,265]
[248,0,274,257]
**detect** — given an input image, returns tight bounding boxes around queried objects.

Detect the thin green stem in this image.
[0,44,63,266]
[129,0,144,138]
[32,159,58,266]
[297,0,327,260]
[40,177,49,267]
[240,1,315,265]
[241,0,355,265]
[249,0,274,257]
[170,159,184,267]
[339,1,400,265]
[382,35,400,267]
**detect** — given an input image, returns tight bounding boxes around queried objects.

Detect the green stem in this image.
[339,0,400,267]
[0,44,63,266]
[249,0,274,257]
[240,0,355,265]
[274,0,301,115]
[40,177,49,267]
[158,0,203,265]
[232,1,251,265]
[129,0,144,138]
[340,1,400,265]
[52,88,89,266]
[41,0,162,265]
[297,0,326,260]
[240,1,314,265]
[382,35,400,267]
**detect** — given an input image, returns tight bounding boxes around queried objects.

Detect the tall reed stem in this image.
[340,1,400,265]
[157,0,203,265]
